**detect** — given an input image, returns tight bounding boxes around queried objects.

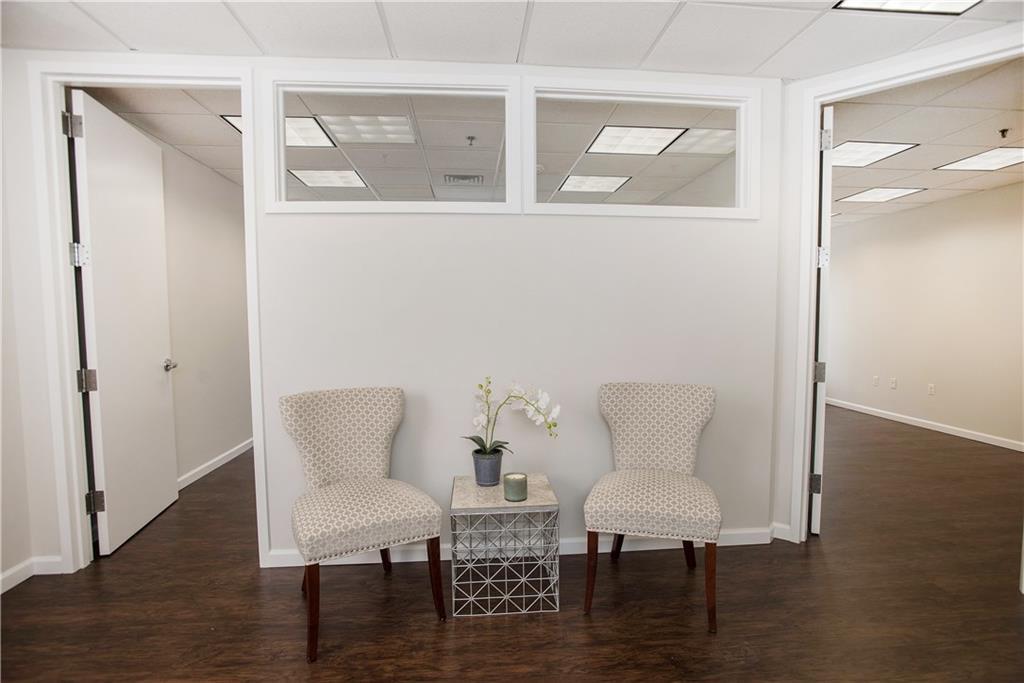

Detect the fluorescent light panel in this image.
[286,117,333,147]
[320,115,416,144]
[832,141,915,167]
[560,175,630,192]
[937,147,1024,171]
[588,126,684,155]
[833,1,980,15]
[839,187,923,202]
[666,128,736,155]
[291,170,366,188]
[222,115,243,134]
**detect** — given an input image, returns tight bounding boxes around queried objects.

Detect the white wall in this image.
[827,183,1023,447]
[161,146,252,484]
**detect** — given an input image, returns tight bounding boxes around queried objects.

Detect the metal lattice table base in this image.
[450,510,560,616]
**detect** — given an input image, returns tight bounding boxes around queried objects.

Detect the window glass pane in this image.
[281,91,506,202]
[536,97,737,207]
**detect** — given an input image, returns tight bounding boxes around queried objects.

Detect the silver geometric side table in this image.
[449,473,560,617]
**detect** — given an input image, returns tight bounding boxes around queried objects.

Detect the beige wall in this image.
[827,182,1024,446]
[161,146,251,482]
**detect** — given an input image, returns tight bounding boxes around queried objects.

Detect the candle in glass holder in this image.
[503,473,528,502]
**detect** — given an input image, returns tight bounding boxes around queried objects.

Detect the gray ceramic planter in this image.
[472,450,503,487]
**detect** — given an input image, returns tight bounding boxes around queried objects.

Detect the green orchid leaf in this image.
[462,435,488,451]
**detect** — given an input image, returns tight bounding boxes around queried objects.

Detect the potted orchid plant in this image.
[463,376,560,486]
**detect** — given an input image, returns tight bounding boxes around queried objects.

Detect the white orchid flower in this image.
[549,404,560,421]
[537,391,550,410]
[524,404,535,419]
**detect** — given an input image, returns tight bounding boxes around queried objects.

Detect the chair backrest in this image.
[279,387,403,488]
[599,382,715,475]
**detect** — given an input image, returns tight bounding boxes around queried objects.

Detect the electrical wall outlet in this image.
[872,375,879,387]
[928,383,936,396]
[889,377,897,390]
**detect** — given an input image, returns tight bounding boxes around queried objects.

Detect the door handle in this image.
[163,358,179,372]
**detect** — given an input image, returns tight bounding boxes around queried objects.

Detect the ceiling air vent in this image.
[443,174,485,186]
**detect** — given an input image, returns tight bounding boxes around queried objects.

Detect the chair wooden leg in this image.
[380,548,392,574]
[583,531,599,614]
[704,543,717,634]
[683,540,697,570]
[301,569,307,596]
[305,564,320,662]
[426,537,446,622]
[610,534,624,562]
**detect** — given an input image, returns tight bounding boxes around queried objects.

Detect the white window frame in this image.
[262,70,521,214]
[523,76,762,220]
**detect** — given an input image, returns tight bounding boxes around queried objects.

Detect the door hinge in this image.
[809,473,822,495]
[85,490,106,514]
[69,242,91,267]
[62,111,83,138]
[816,246,830,268]
[814,361,827,383]
[77,368,98,392]
[819,128,832,151]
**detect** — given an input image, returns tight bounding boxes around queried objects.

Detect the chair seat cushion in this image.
[292,478,442,564]
[584,469,721,543]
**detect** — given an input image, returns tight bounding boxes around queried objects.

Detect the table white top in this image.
[450,473,558,514]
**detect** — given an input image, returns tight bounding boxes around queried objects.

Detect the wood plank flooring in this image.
[2,406,1022,680]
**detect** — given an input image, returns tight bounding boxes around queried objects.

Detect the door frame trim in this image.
[783,26,1023,544]
[27,60,261,572]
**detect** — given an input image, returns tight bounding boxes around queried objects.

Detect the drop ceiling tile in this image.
[849,201,924,214]
[537,173,566,191]
[523,2,678,69]
[571,154,655,176]
[929,58,1024,109]
[640,154,728,179]
[299,94,410,117]
[430,170,496,187]
[361,169,431,188]
[939,171,1022,190]
[313,188,375,201]
[345,147,426,169]
[658,181,733,207]
[537,99,616,124]
[889,188,972,203]
[86,88,207,114]
[550,191,612,203]
[537,123,600,154]
[214,169,243,185]
[1,1,127,51]
[79,2,261,55]
[621,176,689,192]
[285,148,352,171]
[965,0,1024,21]
[227,2,390,58]
[756,12,949,79]
[831,214,872,225]
[383,2,526,63]
[829,167,915,186]
[412,96,505,122]
[284,94,312,117]
[859,106,1000,143]
[604,190,664,204]
[607,103,717,128]
[869,143,991,169]
[929,109,1024,146]
[177,145,243,170]
[418,120,504,150]
[184,89,242,116]
[426,149,498,170]
[434,186,495,201]
[915,18,1007,49]
[286,181,319,201]
[833,103,914,143]
[834,186,874,200]
[536,153,580,175]
[888,169,986,188]
[378,187,436,201]
[699,109,739,130]
[643,3,819,75]
[846,62,1001,106]
[122,113,241,146]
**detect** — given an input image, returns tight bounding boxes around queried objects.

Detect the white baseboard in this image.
[826,399,1024,452]
[771,522,797,543]
[262,525,775,568]
[1,555,63,593]
[177,438,253,490]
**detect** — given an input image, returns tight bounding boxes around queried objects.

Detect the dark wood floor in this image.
[3,407,1022,680]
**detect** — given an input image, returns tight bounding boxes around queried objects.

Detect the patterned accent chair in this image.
[280,387,446,662]
[583,382,721,632]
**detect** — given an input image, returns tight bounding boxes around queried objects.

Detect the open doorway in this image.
[809,57,1023,539]
[66,85,252,558]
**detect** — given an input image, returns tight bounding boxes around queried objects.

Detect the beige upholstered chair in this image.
[280,387,445,662]
[583,382,721,632]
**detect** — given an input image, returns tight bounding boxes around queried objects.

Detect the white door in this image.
[809,105,834,536]
[71,89,179,555]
